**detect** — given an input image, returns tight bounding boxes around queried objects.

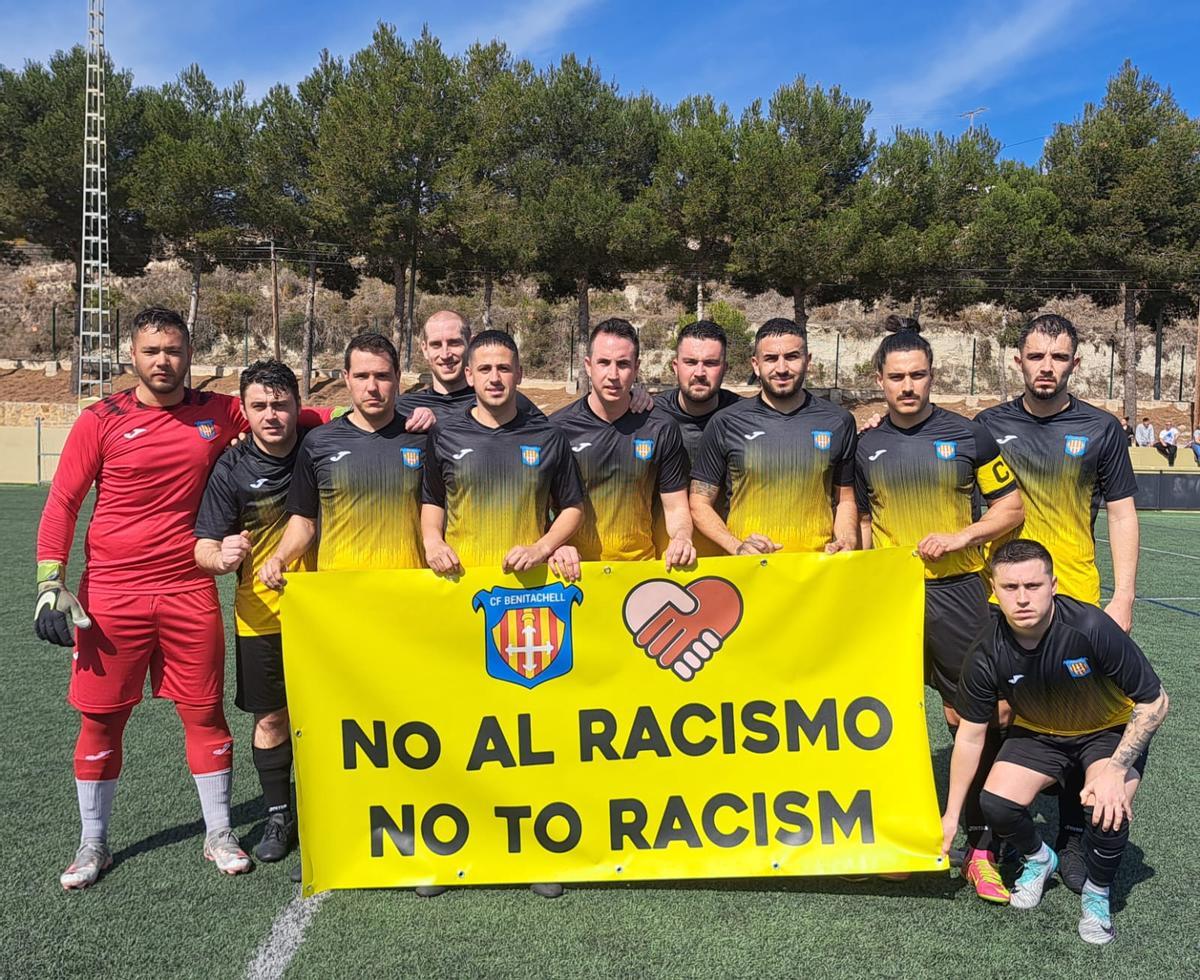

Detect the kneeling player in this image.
[942,540,1169,944]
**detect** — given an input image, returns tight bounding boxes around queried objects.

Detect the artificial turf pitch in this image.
[1,485,1197,979]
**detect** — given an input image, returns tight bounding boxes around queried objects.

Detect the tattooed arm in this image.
[1081,686,1169,832]
[1112,687,1170,769]
[689,480,780,556]
[689,480,741,555]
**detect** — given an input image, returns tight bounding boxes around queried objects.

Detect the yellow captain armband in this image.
[976,455,1015,496]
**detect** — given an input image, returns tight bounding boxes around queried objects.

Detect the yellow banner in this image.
[280,549,943,895]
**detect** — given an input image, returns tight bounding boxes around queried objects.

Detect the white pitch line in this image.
[245,889,328,980]
[1095,537,1200,561]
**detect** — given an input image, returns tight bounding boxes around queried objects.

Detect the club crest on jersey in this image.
[193,419,218,441]
[1064,434,1089,457]
[633,438,655,461]
[812,430,832,451]
[471,584,583,688]
[401,447,423,469]
[520,445,542,467]
[934,440,957,461]
[1064,657,1092,678]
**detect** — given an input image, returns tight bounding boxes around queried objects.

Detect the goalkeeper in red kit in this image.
[32,308,349,889]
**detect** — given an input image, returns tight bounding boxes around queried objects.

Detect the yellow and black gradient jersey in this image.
[194,435,316,637]
[650,386,743,557]
[422,405,586,568]
[956,596,1161,736]
[286,414,427,571]
[692,391,857,553]
[550,396,690,562]
[855,406,1017,580]
[976,396,1137,604]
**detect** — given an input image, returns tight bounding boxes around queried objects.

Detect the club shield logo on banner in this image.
[472,584,583,688]
[281,550,942,896]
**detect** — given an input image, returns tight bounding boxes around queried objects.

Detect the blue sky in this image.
[4,0,1198,164]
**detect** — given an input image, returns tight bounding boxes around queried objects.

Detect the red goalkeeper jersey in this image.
[37,388,329,595]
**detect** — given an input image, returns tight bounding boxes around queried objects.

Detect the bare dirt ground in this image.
[0,367,1192,432]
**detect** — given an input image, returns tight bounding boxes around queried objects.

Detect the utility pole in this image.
[1192,302,1200,431]
[687,237,704,320]
[270,239,281,360]
[77,0,113,401]
[959,106,988,133]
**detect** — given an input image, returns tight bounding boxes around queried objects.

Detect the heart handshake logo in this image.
[621,577,744,681]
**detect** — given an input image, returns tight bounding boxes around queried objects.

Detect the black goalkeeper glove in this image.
[34,561,91,647]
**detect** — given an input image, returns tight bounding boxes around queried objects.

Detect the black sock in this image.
[1082,807,1129,888]
[1056,767,1087,846]
[252,741,293,817]
[980,790,1042,856]
[964,727,1003,854]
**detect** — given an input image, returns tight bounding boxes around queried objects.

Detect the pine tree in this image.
[1044,61,1200,419]
[728,78,873,327]
[126,65,255,330]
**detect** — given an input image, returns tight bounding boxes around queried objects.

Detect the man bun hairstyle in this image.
[131,306,190,345]
[589,318,640,359]
[344,332,400,374]
[990,538,1054,576]
[883,314,921,334]
[1018,313,1078,354]
[239,359,300,406]
[676,319,727,353]
[466,329,519,362]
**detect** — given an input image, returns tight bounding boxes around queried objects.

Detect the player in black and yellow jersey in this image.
[651,320,742,558]
[976,314,1140,890]
[976,315,1139,622]
[257,333,439,891]
[945,540,1168,945]
[856,328,1025,901]
[422,332,583,902]
[260,334,431,579]
[550,318,694,572]
[421,329,584,582]
[194,361,328,864]
[690,318,858,555]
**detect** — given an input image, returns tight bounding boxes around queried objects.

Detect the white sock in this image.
[193,769,233,835]
[1026,841,1052,863]
[1083,878,1110,898]
[77,778,117,844]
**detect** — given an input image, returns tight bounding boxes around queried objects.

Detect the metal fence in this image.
[5,304,1196,406]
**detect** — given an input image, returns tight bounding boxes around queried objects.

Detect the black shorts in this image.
[997,725,1149,786]
[924,573,990,704]
[234,633,287,713]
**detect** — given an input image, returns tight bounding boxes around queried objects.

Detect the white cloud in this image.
[869,0,1084,127]
[452,0,599,55]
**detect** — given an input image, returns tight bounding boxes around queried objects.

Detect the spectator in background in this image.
[1192,428,1200,465]
[1121,416,1134,446]
[1134,417,1155,447]
[1155,424,1179,467]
